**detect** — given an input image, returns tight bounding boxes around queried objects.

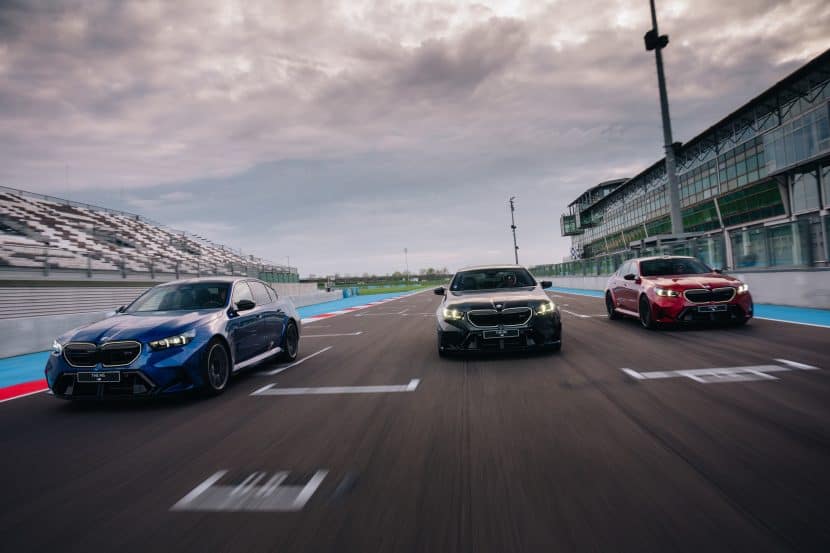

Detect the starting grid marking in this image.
[172,470,328,512]
[621,359,819,384]
[252,379,420,396]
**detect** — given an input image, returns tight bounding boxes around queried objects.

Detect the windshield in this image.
[127,282,231,312]
[640,258,712,277]
[450,268,536,291]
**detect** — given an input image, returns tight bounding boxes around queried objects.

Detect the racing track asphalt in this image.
[0,290,828,553]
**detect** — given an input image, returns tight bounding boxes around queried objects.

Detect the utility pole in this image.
[645,0,683,235]
[403,248,409,282]
[509,197,519,264]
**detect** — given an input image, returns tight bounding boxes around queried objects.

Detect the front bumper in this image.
[650,293,753,324]
[45,336,212,399]
[437,313,562,353]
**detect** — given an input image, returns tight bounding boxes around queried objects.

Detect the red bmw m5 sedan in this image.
[605,256,753,329]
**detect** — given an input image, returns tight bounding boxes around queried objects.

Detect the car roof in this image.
[632,256,697,262]
[455,264,528,272]
[155,276,254,286]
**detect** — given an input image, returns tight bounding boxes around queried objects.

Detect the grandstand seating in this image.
[0,187,295,279]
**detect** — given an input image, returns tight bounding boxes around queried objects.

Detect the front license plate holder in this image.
[483,329,520,339]
[76,371,121,383]
[697,305,728,313]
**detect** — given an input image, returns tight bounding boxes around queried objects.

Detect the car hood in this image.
[446,288,549,310]
[61,310,222,344]
[647,273,741,289]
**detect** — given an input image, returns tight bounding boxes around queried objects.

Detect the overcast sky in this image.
[1,1,828,276]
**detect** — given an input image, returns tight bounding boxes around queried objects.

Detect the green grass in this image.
[355,283,438,296]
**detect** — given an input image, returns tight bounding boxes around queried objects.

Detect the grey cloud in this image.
[1,0,828,273]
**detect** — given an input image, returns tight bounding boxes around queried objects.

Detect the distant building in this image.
[559,48,830,270]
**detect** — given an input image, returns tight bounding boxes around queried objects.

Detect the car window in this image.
[127,282,229,312]
[620,261,631,276]
[266,285,278,301]
[640,258,711,276]
[249,281,272,305]
[450,268,536,291]
[232,282,254,305]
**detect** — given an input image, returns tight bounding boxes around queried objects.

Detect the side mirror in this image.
[433,287,445,295]
[713,268,723,274]
[116,305,126,313]
[623,273,637,281]
[540,281,552,289]
[235,299,256,311]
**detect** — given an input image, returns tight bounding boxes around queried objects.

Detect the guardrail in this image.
[532,219,827,277]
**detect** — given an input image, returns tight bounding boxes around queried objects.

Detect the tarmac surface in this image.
[1,290,828,552]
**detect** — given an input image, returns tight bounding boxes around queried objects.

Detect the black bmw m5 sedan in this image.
[434,265,562,355]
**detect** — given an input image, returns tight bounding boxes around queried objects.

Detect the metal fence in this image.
[0,243,299,283]
[532,219,825,277]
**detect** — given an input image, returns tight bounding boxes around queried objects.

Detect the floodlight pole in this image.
[404,247,409,282]
[646,0,683,235]
[509,197,519,264]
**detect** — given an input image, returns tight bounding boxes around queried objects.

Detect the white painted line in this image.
[251,379,421,396]
[0,387,49,404]
[172,470,228,509]
[171,470,327,512]
[291,470,328,510]
[302,331,363,338]
[561,309,592,318]
[260,346,334,376]
[621,368,645,380]
[774,358,818,370]
[754,317,830,329]
[621,360,821,384]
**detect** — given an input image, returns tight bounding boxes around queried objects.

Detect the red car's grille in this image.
[683,287,736,303]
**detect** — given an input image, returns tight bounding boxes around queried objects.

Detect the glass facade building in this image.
[555,49,830,272]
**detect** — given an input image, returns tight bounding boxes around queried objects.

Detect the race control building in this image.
[559,48,830,271]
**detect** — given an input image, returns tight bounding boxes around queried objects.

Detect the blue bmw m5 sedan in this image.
[45,277,301,399]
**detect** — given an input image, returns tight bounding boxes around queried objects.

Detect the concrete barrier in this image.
[538,269,830,309]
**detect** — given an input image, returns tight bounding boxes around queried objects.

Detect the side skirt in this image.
[234,346,283,372]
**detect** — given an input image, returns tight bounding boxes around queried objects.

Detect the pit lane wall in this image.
[0,284,340,358]
[534,269,830,309]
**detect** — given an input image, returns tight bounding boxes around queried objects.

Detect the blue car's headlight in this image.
[51,339,63,356]
[149,328,197,350]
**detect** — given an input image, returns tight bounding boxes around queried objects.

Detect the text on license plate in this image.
[697,305,728,313]
[76,371,121,383]
[483,329,520,339]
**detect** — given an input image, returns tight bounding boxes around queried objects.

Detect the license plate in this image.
[697,305,728,313]
[483,329,520,339]
[76,371,121,383]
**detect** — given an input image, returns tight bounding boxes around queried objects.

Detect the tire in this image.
[639,296,656,330]
[606,292,620,320]
[547,337,562,353]
[202,339,231,396]
[279,321,299,362]
[437,330,450,357]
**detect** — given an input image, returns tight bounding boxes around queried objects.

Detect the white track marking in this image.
[302,331,363,338]
[622,359,820,384]
[561,309,592,318]
[0,387,49,404]
[252,379,420,396]
[172,471,228,509]
[171,470,327,512]
[260,346,333,376]
[774,359,818,370]
[291,471,329,510]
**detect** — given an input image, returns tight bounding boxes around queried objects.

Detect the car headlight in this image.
[149,328,197,350]
[536,301,556,315]
[654,287,680,297]
[51,339,63,356]
[737,283,749,294]
[442,308,465,321]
